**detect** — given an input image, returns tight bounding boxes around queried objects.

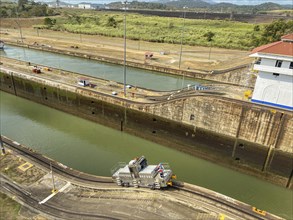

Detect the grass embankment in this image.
[264,9,293,16]
[39,10,262,50]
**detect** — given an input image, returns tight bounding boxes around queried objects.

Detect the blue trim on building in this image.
[251,99,293,111]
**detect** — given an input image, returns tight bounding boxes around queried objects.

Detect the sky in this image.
[212,0,292,5]
[37,0,293,5]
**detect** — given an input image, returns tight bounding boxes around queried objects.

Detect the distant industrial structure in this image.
[250,33,293,111]
[47,1,102,9]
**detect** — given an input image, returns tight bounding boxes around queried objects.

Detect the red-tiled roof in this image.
[251,41,280,54]
[251,41,293,57]
[281,33,293,41]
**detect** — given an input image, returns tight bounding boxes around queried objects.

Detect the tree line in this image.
[251,19,293,47]
[0,0,55,18]
[107,1,290,15]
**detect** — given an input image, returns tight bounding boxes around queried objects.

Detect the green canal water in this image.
[0,91,292,219]
[0,45,206,91]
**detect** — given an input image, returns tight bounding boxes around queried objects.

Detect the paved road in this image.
[0,56,252,104]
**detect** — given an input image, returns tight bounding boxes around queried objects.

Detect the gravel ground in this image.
[0,20,252,72]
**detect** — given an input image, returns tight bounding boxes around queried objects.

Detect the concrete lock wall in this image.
[1,70,292,187]
[142,96,293,152]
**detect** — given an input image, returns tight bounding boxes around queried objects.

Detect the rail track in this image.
[1,65,285,117]
[1,135,113,185]
[2,62,292,115]
[1,174,118,220]
[1,135,282,220]
[172,185,281,220]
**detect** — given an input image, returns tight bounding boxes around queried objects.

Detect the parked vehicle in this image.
[78,78,90,87]
[32,66,41,73]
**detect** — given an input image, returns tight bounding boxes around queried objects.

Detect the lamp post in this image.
[15,5,23,43]
[178,6,187,70]
[179,6,187,89]
[15,15,23,43]
[138,32,141,50]
[123,0,128,97]
[50,162,57,193]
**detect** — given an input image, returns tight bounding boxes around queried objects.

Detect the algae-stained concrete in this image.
[0,69,292,187]
[153,95,293,154]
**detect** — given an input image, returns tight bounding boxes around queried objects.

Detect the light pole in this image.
[178,6,187,70]
[138,32,140,50]
[179,6,187,88]
[15,17,23,43]
[15,6,23,43]
[50,162,57,193]
[123,0,128,97]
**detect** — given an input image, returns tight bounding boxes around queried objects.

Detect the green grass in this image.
[264,9,293,15]
[46,10,263,50]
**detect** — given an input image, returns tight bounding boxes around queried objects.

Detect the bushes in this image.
[258,19,293,45]
[46,11,265,50]
[44,17,56,27]
[1,1,55,18]
[107,16,117,28]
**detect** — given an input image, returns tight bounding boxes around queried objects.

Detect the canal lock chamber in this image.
[0,70,292,189]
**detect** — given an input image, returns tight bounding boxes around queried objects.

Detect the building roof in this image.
[251,40,293,57]
[281,33,293,41]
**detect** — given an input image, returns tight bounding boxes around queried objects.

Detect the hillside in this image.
[165,0,211,8]
[108,0,290,14]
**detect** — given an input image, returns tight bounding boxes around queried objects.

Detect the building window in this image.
[290,62,293,69]
[275,60,283,68]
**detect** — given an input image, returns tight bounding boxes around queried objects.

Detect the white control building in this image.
[250,34,293,111]
[78,4,94,9]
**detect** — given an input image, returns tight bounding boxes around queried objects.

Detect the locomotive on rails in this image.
[112,156,176,189]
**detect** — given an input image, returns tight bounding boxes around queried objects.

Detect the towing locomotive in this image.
[112,156,176,189]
